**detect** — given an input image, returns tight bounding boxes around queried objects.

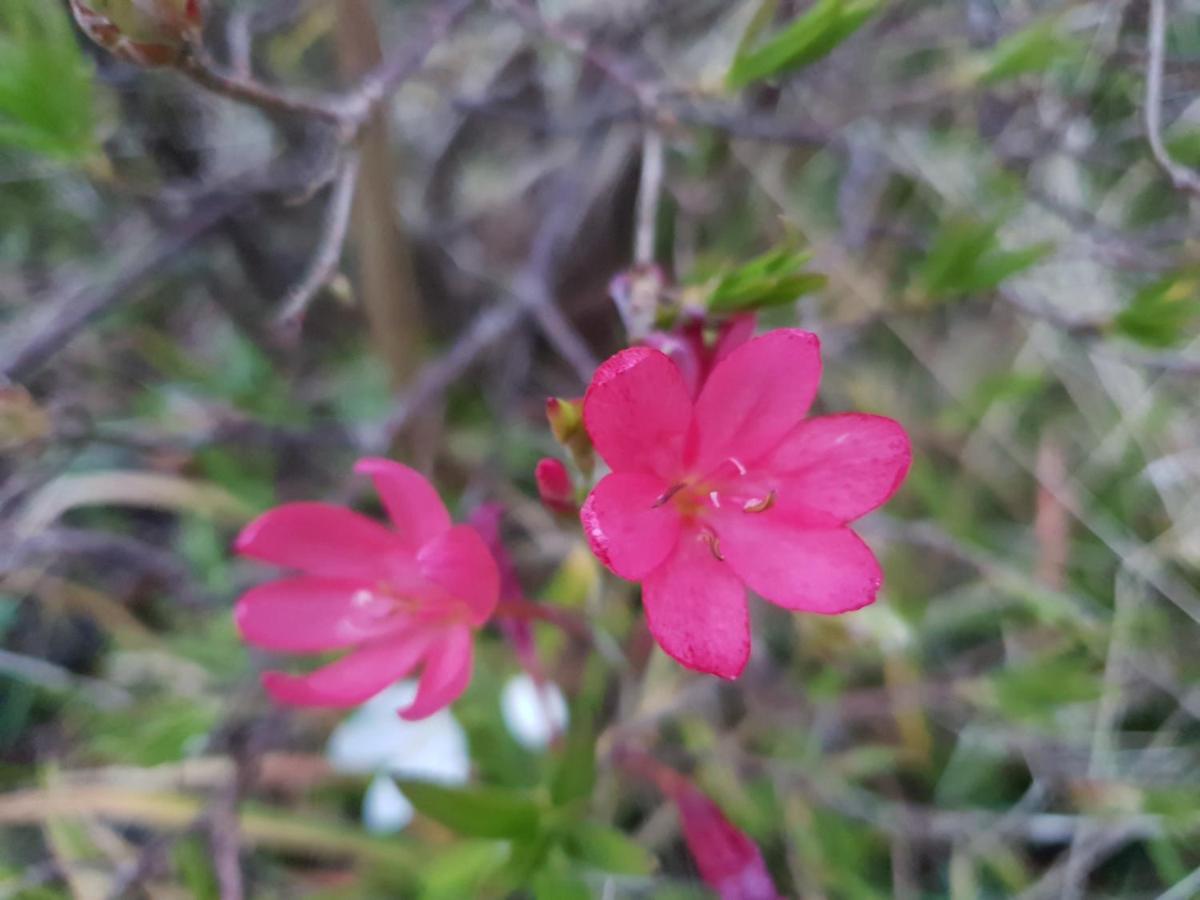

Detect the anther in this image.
[701,529,724,561]
[652,482,686,508]
[743,489,776,514]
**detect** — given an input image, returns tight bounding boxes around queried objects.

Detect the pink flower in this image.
[234,459,499,720]
[580,329,910,678]
[674,785,779,900]
[535,457,575,515]
[642,312,756,399]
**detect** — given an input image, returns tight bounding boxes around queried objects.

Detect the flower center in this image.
[653,456,778,534]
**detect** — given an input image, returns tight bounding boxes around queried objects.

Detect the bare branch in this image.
[1145,0,1200,196]
[275,152,362,328]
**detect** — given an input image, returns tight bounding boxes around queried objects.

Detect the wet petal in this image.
[235,577,391,653]
[261,635,430,708]
[235,502,400,579]
[417,525,500,625]
[355,458,451,548]
[693,330,821,473]
[764,413,911,523]
[717,512,882,614]
[580,472,681,581]
[642,530,750,679]
[583,347,692,478]
[400,627,473,721]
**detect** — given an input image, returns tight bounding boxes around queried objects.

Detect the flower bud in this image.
[545,396,593,477]
[70,0,203,67]
[674,785,779,900]
[535,458,575,516]
[545,396,582,445]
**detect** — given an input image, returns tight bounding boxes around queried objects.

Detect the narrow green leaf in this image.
[728,0,883,89]
[562,822,655,876]
[979,20,1080,85]
[0,0,97,160]
[917,216,1051,301]
[397,781,541,840]
[707,246,825,313]
[1114,273,1200,348]
[550,657,606,807]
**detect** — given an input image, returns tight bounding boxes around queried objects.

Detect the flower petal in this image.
[355,458,451,548]
[583,347,692,477]
[417,525,500,625]
[362,773,414,834]
[400,627,473,721]
[692,330,821,473]
[261,635,430,708]
[580,472,681,581]
[717,512,882,614]
[235,502,400,579]
[765,413,911,523]
[235,577,392,653]
[642,530,750,679]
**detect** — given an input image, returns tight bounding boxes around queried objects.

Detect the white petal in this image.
[362,773,413,834]
[500,674,569,750]
[327,680,470,781]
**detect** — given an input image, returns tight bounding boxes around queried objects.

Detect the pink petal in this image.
[535,457,576,515]
[261,634,430,708]
[581,472,682,581]
[692,330,821,473]
[716,512,882,614]
[642,529,750,679]
[675,785,780,900]
[235,502,400,579]
[355,458,451,548]
[417,524,500,626]
[764,413,911,523]
[712,313,757,365]
[583,347,693,478]
[399,626,473,720]
[234,577,393,653]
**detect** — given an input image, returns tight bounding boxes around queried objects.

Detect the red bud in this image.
[674,786,779,900]
[70,0,203,67]
[535,458,575,515]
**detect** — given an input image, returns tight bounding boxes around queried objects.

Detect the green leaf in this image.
[987,651,1102,723]
[550,656,606,807]
[531,868,592,900]
[979,20,1081,85]
[0,0,97,160]
[727,0,883,89]
[1114,273,1200,348]
[706,246,826,313]
[397,781,541,840]
[562,822,655,876]
[916,216,1051,301]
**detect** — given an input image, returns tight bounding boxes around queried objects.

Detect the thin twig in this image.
[1145,0,1200,196]
[275,152,362,328]
[635,128,664,266]
[1,194,247,382]
[179,48,344,124]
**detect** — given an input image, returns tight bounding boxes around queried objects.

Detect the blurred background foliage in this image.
[1,0,1200,897]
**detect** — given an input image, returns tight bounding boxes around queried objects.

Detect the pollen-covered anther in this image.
[700,529,724,561]
[742,490,776,514]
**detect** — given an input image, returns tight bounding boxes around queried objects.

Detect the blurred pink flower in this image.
[234,459,499,720]
[674,784,779,900]
[535,457,575,515]
[642,312,756,398]
[580,329,911,678]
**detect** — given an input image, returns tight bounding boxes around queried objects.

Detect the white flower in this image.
[326,682,470,834]
[500,674,568,750]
